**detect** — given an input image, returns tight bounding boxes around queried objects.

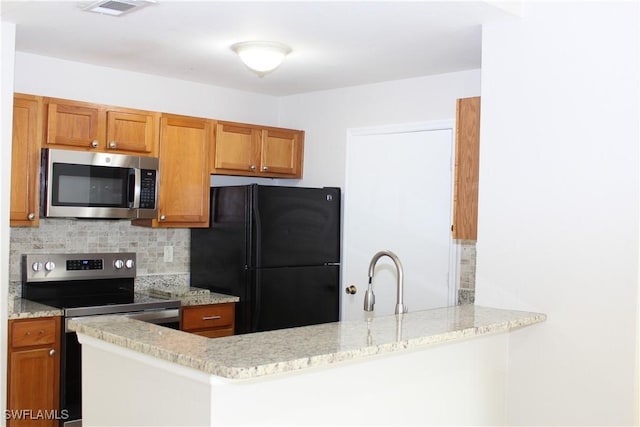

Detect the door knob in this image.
[49,349,56,357]
[109,141,117,149]
[345,285,357,295]
[90,140,99,148]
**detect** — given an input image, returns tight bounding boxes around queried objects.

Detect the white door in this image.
[342,123,455,320]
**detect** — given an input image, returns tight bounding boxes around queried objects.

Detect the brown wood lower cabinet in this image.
[180,303,235,338]
[7,317,61,427]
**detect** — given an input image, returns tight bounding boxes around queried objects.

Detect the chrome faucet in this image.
[364,250,407,315]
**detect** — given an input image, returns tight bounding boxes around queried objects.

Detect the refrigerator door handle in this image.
[251,269,262,332]
[252,186,263,268]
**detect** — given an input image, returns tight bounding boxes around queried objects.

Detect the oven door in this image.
[122,308,180,329]
[62,308,180,427]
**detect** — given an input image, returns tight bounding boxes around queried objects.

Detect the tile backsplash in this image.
[457,240,476,305]
[9,219,190,282]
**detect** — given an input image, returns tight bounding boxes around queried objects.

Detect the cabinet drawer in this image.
[10,317,59,348]
[181,303,235,332]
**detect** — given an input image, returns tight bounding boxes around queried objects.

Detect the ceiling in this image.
[0,1,519,96]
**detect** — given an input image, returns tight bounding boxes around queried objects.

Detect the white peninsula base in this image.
[79,332,510,426]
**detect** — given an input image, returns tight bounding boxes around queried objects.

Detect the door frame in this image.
[344,120,459,307]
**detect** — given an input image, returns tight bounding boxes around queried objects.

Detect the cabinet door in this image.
[212,122,260,175]
[11,95,42,227]
[45,100,104,150]
[260,128,303,177]
[452,96,481,240]
[7,348,59,427]
[106,109,159,156]
[156,114,211,227]
[7,317,61,427]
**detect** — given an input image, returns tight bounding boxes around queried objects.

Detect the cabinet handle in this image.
[27,213,35,221]
[249,165,256,171]
[159,214,166,221]
[109,141,117,149]
[49,349,56,357]
[345,285,357,295]
[262,166,269,172]
[202,315,222,321]
[91,140,99,148]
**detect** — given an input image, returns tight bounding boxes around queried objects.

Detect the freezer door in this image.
[251,265,340,333]
[252,185,341,267]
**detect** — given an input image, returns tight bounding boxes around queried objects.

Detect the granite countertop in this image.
[177,292,239,307]
[9,288,239,320]
[69,305,546,380]
[144,287,239,306]
[8,298,63,320]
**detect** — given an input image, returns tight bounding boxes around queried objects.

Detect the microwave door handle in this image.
[128,169,141,209]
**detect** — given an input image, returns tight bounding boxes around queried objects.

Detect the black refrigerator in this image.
[190,184,341,334]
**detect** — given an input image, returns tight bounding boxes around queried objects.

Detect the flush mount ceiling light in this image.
[83,0,155,16]
[231,41,292,77]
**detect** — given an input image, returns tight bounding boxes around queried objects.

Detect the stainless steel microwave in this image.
[41,148,158,219]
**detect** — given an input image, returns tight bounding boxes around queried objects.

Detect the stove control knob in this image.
[114,259,124,269]
[31,262,43,272]
[125,259,135,269]
[44,261,55,272]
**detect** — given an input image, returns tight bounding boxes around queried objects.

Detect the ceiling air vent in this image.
[83,0,154,17]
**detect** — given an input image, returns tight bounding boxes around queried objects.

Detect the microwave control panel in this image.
[139,169,157,209]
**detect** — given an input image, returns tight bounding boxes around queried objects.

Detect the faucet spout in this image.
[365,250,407,315]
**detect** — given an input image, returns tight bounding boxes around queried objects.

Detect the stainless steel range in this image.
[22,252,180,427]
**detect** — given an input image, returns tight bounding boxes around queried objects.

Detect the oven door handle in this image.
[65,308,180,332]
[121,308,180,324]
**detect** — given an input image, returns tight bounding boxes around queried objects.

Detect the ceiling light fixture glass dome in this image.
[231,41,292,77]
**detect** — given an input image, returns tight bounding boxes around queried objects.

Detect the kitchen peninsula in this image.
[70,305,545,426]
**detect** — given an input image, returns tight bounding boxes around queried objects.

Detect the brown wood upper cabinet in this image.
[212,121,303,178]
[134,114,212,228]
[452,96,481,240]
[44,97,160,156]
[7,316,61,427]
[10,94,43,227]
[11,93,306,230]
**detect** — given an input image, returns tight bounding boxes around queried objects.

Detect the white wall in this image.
[477,1,639,425]
[79,331,510,426]
[278,69,481,188]
[0,21,16,427]
[14,52,280,125]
